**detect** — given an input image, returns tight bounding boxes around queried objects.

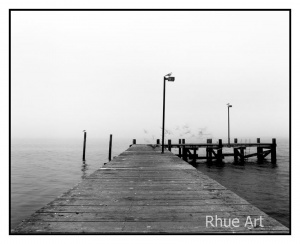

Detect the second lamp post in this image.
[227,103,232,145]
[162,72,175,153]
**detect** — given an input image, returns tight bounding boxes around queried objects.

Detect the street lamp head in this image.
[164,72,175,82]
[167,77,175,82]
[227,103,232,108]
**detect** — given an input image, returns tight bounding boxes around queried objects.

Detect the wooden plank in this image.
[34,205,267,214]
[21,212,273,222]
[12,144,289,234]
[48,198,251,206]
[13,221,288,234]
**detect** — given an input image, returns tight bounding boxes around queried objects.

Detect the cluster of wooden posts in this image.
[83,133,276,165]
[132,138,277,164]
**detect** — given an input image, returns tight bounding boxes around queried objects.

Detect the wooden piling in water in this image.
[271,138,277,164]
[82,131,87,162]
[133,139,136,145]
[157,139,160,144]
[240,147,245,164]
[206,139,208,159]
[108,134,112,161]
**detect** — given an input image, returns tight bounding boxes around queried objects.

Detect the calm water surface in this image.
[11,138,129,230]
[10,138,290,229]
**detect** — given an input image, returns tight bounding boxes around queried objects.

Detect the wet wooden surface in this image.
[12,145,289,234]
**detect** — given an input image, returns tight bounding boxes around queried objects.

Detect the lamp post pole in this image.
[162,77,166,153]
[227,103,232,145]
[162,73,175,153]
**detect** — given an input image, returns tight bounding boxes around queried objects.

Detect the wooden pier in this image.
[12,144,288,234]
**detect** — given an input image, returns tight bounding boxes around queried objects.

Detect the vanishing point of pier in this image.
[12,143,288,234]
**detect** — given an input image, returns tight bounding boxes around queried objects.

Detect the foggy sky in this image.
[11,11,289,142]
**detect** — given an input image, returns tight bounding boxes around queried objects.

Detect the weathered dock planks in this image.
[12,145,289,234]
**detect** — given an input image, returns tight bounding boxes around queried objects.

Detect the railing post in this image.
[271,138,277,164]
[257,138,263,161]
[108,134,112,161]
[133,139,136,145]
[234,148,238,163]
[233,138,238,163]
[217,139,223,163]
[179,139,182,158]
[82,131,87,162]
[182,139,187,161]
[168,139,171,151]
[207,139,212,163]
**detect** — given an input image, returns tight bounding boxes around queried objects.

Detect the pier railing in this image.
[133,138,276,165]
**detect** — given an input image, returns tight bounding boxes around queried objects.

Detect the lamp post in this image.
[162,72,175,153]
[227,103,232,145]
